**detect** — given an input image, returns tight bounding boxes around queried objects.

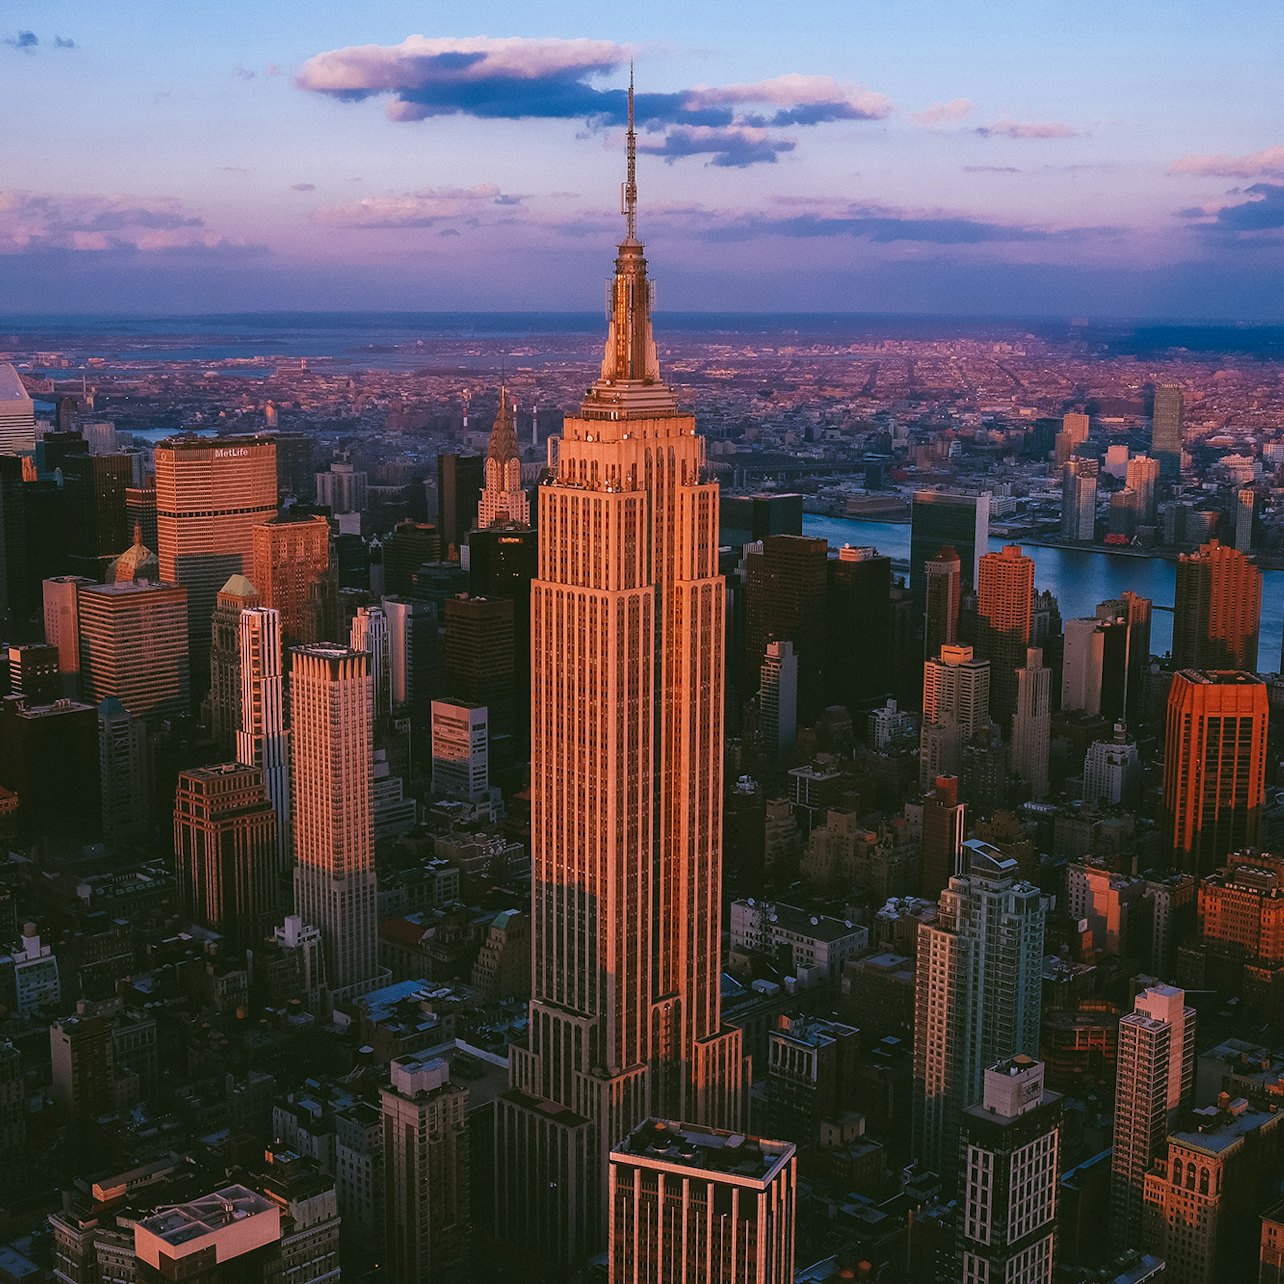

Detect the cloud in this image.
[0,190,264,256]
[315,184,522,228]
[912,98,974,127]
[53,36,74,49]
[974,118,1078,139]
[296,35,888,166]
[964,165,1022,173]
[5,30,38,50]
[234,65,257,81]
[639,124,795,168]
[1184,183,1284,238]
[1169,146,1284,179]
[291,182,317,192]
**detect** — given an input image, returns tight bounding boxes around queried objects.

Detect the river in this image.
[802,514,1284,673]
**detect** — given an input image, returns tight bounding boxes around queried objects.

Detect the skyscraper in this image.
[759,639,798,764]
[1061,458,1098,542]
[609,1120,796,1284]
[443,594,513,731]
[1152,385,1184,478]
[62,453,131,559]
[238,607,290,868]
[290,646,378,1001]
[477,385,530,528]
[499,93,746,1266]
[1126,454,1160,525]
[206,574,260,751]
[913,840,1045,1183]
[1111,984,1195,1249]
[922,545,961,660]
[0,365,35,456]
[251,512,330,648]
[174,762,279,945]
[437,453,484,557]
[43,575,95,698]
[910,490,990,622]
[154,435,278,682]
[349,604,391,719]
[919,774,966,897]
[430,699,489,803]
[1011,646,1051,801]
[1164,670,1268,877]
[380,1051,471,1283]
[919,643,990,788]
[975,543,1034,726]
[1172,539,1261,673]
[960,1056,1062,1284]
[98,695,151,842]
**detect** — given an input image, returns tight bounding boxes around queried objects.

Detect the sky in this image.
[2,0,1283,319]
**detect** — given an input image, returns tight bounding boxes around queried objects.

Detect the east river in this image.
[802,514,1284,674]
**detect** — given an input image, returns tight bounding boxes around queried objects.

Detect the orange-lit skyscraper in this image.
[498,88,746,1267]
[975,543,1034,726]
[238,606,290,868]
[251,512,330,648]
[155,435,278,681]
[1164,670,1268,877]
[477,386,530,528]
[1172,539,1261,673]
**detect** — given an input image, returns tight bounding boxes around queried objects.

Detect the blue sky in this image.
[2,0,1282,317]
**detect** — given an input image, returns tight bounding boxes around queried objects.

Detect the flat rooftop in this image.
[614,1118,794,1185]
[137,1185,272,1248]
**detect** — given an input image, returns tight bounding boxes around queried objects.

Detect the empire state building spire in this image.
[585,68,674,417]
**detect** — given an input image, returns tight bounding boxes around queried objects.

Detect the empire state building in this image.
[497,82,747,1266]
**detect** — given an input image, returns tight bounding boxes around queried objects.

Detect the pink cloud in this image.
[1168,146,1284,178]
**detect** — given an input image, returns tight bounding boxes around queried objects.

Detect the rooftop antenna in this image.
[621,63,637,242]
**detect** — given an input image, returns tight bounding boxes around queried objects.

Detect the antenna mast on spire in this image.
[622,63,638,242]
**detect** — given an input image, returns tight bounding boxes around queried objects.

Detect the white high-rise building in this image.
[382,596,431,712]
[960,1056,1062,1284]
[1083,724,1141,807]
[290,646,378,1002]
[920,643,990,788]
[0,365,35,456]
[1062,617,1107,714]
[349,605,391,719]
[430,700,488,803]
[1111,983,1195,1249]
[913,840,1046,1183]
[759,640,798,763]
[238,607,290,868]
[1011,647,1051,801]
[498,83,747,1269]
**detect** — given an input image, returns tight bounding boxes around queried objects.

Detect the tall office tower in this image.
[173,763,279,945]
[468,523,537,737]
[975,543,1034,726]
[314,454,368,516]
[437,453,484,557]
[98,696,150,842]
[125,484,157,554]
[271,430,316,500]
[380,1051,471,1284]
[206,574,260,751]
[154,434,277,684]
[238,607,290,868]
[919,644,990,788]
[349,604,391,719]
[6,643,60,703]
[1012,647,1051,801]
[923,545,961,660]
[0,365,35,456]
[1055,410,1090,467]
[1164,670,1268,877]
[1060,458,1099,542]
[0,695,101,845]
[919,775,966,897]
[910,490,990,622]
[1172,539,1261,673]
[430,699,489,802]
[383,519,443,598]
[290,645,378,1000]
[1111,984,1195,1249]
[759,639,798,764]
[913,840,1045,1183]
[382,596,433,714]
[1126,454,1160,525]
[742,534,829,715]
[1117,589,1153,718]
[49,1012,115,1118]
[62,453,131,557]
[960,1057,1062,1284]
[1083,723,1141,807]
[251,512,330,648]
[77,580,190,725]
[609,1120,797,1284]
[824,545,892,713]
[499,100,747,1267]
[719,492,804,546]
[477,385,530,528]
[443,594,513,731]
[1152,385,1184,478]
[1234,485,1258,553]
[43,575,94,697]
[0,456,28,637]
[1061,615,1125,718]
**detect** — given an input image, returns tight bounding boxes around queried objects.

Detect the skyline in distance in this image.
[2,0,1282,319]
